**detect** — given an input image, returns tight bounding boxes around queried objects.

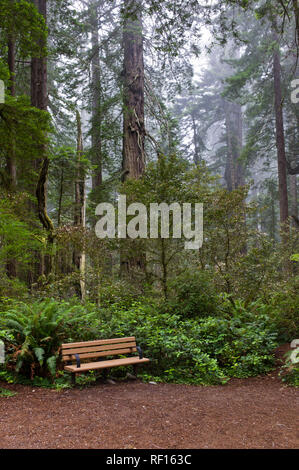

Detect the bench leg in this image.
[71,373,76,386]
[133,364,138,377]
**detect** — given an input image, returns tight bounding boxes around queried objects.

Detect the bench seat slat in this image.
[62,337,136,349]
[64,356,150,373]
[62,347,137,362]
[62,342,136,356]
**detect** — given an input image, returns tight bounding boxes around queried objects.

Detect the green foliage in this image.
[0,386,16,397]
[0,369,72,390]
[75,301,278,384]
[96,278,142,309]
[255,278,299,342]
[168,269,219,318]
[0,0,47,61]
[0,299,78,378]
[0,95,50,177]
[0,193,42,269]
[0,297,279,386]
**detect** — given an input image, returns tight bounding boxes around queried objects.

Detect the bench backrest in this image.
[61,337,137,363]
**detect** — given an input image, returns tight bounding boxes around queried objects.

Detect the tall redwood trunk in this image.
[31,0,54,277]
[7,37,17,190]
[6,34,17,278]
[122,0,145,180]
[273,39,289,226]
[90,0,102,191]
[121,0,145,277]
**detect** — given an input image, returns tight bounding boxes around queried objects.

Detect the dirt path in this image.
[0,370,298,449]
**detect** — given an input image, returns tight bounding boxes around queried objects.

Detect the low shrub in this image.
[167,269,219,318]
[83,302,278,383]
[0,387,16,397]
[266,279,299,342]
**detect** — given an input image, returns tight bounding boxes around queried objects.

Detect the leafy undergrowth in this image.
[0,386,16,397]
[0,298,281,388]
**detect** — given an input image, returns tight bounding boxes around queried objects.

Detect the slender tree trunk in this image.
[122,0,145,180]
[74,110,86,300]
[293,0,299,46]
[90,0,102,191]
[290,174,298,222]
[74,110,85,228]
[191,112,200,165]
[224,100,244,191]
[57,164,64,227]
[224,101,234,191]
[273,38,289,226]
[289,116,298,226]
[31,1,47,112]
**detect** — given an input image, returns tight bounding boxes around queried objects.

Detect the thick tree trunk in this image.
[31,0,54,276]
[6,37,17,190]
[121,0,146,277]
[122,0,145,181]
[273,41,289,226]
[7,37,15,97]
[6,35,17,278]
[90,0,102,191]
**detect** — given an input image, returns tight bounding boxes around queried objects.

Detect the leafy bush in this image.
[265,278,299,342]
[82,301,278,383]
[168,269,219,318]
[96,278,142,309]
[0,387,16,397]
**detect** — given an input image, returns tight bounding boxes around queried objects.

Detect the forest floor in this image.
[0,345,298,449]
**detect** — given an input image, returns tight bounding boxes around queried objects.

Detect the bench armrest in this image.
[136,345,143,359]
[75,353,81,368]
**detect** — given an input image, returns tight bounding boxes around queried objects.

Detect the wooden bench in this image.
[61,336,150,385]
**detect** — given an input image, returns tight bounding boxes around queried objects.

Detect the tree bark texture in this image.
[122,0,145,180]
[90,0,102,191]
